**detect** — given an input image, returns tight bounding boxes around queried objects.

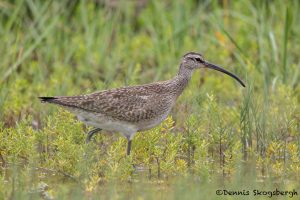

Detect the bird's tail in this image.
[38,97,67,106]
[38,96,79,110]
[38,96,58,103]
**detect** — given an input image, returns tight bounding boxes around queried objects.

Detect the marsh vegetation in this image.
[0,0,299,199]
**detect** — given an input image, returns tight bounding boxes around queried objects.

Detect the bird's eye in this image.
[195,57,203,62]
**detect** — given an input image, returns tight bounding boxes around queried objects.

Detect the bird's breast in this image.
[136,104,173,131]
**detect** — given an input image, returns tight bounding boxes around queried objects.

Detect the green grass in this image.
[0,0,300,199]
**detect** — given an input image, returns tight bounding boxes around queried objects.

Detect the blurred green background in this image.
[0,0,299,199]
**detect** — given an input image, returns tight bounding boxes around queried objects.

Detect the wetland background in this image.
[0,0,300,199]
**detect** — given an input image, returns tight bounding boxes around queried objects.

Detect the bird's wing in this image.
[42,85,169,122]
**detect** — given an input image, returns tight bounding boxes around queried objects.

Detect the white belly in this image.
[75,111,138,139]
[70,107,171,140]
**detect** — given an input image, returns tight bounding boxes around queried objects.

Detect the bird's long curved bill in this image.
[204,62,245,87]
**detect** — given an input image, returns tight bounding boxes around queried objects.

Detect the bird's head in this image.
[181,52,245,87]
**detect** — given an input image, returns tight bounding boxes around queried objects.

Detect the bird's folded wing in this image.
[51,87,162,122]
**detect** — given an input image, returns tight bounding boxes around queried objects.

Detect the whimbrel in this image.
[39,52,245,155]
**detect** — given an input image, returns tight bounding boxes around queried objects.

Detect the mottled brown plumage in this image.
[39,52,245,155]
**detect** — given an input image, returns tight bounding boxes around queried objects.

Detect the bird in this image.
[39,52,245,156]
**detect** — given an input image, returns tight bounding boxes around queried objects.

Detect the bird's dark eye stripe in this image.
[195,57,204,62]
[189,57,204,62]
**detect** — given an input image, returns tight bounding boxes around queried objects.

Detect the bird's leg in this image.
[86,128,102,143]
[127,139,132,156]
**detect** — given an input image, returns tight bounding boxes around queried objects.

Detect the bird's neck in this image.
[177,63,194,78]
[169,64,194,96]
